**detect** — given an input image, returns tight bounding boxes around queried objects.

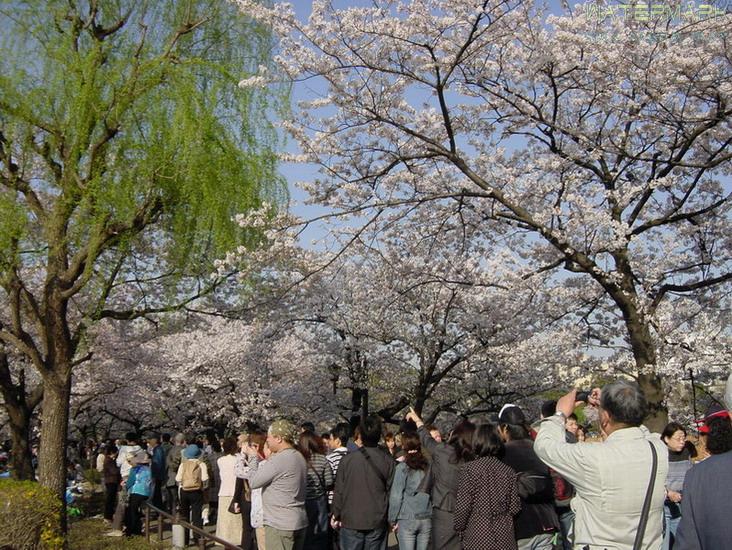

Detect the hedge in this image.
[0,479,64,549]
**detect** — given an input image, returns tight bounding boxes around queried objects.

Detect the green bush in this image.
[83,467,101,485]
[0,479,64,549]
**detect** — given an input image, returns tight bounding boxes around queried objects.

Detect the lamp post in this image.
[688,368,698,422]
[328,363,339,396]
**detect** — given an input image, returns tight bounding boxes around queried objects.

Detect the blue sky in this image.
[277,0,579,244]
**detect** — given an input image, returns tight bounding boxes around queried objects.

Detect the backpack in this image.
[180,459,203,491]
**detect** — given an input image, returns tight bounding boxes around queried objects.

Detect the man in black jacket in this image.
[498,405,559,550]
[331,414,395,550]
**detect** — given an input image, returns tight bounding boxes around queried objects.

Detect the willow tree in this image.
[0,0,285,504]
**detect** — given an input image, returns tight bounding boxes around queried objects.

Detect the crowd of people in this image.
[61,376,731,550]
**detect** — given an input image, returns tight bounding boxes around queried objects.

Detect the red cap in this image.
[695,406,730,434]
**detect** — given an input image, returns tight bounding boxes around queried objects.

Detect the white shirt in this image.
[217,454,238,497]
[535,419,668,550]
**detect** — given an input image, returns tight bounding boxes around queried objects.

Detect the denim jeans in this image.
[663,504,681,550]
[396,518,431,550]
[339,526,387,550]
[517,533,555,550]
[558,507,575,550]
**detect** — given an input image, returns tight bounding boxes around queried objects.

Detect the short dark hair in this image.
[541,400,557,419]
[359,415,383,447]
[567,414,578,422]
[330,422,351,445]
[125,432,138,442]
[661,422,686,443]
[500,422,530,441]
[600,380,648,426]
[473,423,505,459]
[706,416,732,455]
[222,437,238,455]
[301,421,316,433]
[161,433,171,443]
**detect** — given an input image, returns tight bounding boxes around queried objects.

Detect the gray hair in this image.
[173,433,185,445]
[600,380,648,426]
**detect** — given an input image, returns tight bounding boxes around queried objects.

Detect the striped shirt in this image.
[306,453,334,501]
[326,447,348,504]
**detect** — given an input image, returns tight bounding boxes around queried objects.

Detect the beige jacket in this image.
[535,418,667,550]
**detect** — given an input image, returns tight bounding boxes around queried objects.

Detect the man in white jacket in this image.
[535,380,668,550]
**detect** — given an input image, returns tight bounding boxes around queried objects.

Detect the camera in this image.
[576,390,591,403]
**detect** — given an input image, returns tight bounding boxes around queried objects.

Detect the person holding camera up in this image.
[534,381,668,550]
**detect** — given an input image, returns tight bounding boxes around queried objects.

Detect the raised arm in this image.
[534,414,595,493]
[248,455,280,490]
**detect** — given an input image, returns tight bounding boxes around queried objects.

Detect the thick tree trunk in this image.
[8,405,34,480]
[605,255,668,432]
[0,357,41,481]
[637,371,666,432]
[38,371,72,532]
[619,294,668,432]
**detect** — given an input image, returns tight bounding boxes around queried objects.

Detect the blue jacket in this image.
[127,465,153,497]
[388,462,432,522]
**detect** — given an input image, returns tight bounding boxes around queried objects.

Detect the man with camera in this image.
[534,380,668,550]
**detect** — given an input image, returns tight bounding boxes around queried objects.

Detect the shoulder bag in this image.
[632,441,659,550]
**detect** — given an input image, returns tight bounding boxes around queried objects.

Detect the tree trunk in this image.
[637,371,667,432]
[0,357,42,481]
[8,405,34,480]
[38,371,72,532]
[620,296,668,432]
[605,257,669,432]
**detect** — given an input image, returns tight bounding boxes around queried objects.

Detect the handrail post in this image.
[142,502,238,549]
[158,506,164,541]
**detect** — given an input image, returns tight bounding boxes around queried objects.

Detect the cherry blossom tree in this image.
[234,0,732,429]
[217,210,589,425]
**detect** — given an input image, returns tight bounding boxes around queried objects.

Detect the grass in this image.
[69,518,169,549]
[66,483,169,549]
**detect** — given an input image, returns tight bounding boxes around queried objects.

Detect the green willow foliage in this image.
[0,0,287,271]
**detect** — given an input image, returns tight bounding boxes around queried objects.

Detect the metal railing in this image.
[143,502,241,550]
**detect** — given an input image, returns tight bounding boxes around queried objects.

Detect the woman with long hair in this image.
[299,431,334,550]
[454,423,520,550]
[216,437,242,545]
[388,431,432,550]
[406,408,475,550]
